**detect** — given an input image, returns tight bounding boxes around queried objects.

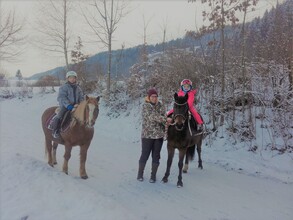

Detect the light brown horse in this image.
[41,95,100,179]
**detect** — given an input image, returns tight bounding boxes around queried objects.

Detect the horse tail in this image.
[186,145,195,161]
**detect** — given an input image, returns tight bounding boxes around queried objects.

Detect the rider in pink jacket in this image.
[167,79,203,130]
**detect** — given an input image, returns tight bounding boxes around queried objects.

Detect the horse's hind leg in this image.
[45,138,54,167]
[63,145,72,175]
[183,153,189,173]
[183,145,195,173]
[52,142,58,165]
[162,146,175,183]
[79,144,89,179]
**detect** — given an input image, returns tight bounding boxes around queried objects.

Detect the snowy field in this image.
[0,90,292,220]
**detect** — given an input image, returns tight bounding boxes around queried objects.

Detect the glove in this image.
[67,104,74,111]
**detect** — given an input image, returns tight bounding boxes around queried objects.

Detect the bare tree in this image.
[190,0,258,125]
[34,0,73,72]
[0,4,24,62]
[81,0,128,99]
[158,17,168,54]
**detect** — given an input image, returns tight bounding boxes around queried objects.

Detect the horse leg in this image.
[183,144,195,173]
[45,137,54,167]
[197,142,203,169]
[62,145,72,175]
[162,146,175,183]
[52,142,58,165]
[183,151,189,173]
[79,144,90,179]
[177,149,186,187]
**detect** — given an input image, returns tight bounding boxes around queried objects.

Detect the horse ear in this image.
[96,96,100,102]
[174,92,178,100]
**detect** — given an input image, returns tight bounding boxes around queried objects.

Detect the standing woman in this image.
[137,88,166,183]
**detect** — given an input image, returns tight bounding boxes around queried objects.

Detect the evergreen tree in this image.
[16,69,22,80]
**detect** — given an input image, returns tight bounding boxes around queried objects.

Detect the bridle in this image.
[84,102,99,128]
[172,100,189,131]
[72,98,99,128]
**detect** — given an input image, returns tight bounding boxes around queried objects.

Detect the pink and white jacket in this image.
[167,89,203,125]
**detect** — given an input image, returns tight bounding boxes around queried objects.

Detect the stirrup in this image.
[52,130,60,138]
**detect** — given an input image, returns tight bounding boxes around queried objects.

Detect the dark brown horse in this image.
[162,93,203,187]
[41,95,100,179]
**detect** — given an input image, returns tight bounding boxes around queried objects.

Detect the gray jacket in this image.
[141,98,166,139]
[57,82,84,108]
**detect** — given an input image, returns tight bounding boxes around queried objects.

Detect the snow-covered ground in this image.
[0,90,292,220]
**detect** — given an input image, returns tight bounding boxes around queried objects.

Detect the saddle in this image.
[47,109,72,133]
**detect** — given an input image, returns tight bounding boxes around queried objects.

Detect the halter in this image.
[171,100,189,131]
[71,97,99,128]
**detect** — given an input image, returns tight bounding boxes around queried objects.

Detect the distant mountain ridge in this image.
[27,0,285,81]
[27,37,195,81]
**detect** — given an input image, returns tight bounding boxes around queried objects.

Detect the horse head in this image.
[72,95,100,128]
[172,92,189,131]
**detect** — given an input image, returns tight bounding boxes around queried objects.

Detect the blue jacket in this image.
[57,82,84,108]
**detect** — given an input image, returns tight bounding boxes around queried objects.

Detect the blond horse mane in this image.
[70,99,88,127]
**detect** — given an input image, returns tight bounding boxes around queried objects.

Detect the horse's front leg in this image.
[162,146,175,183]
[63,144,72,175]
[52,142,58,165]
[197,144,203,169]
[177,149,187,187]
[79,143,90,179]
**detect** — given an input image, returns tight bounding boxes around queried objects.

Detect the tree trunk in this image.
[63,0,69,72]
[220,0,225,126]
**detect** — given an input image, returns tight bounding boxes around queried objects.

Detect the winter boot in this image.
[137,163,146,182]
[197,124,203,132]
[51,117,61,138]
[149,163,159,183]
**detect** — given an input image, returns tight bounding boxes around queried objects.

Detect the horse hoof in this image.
[53,162,57,165]
[183,170,187,173]
[177,182,183,188]
[81,175,88,179]
[48,163,54,167]
[162,177,168,183]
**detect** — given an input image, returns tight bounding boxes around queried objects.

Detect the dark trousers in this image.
[139,138,164,165]
[56,106,68,119]
[51,107,68,131]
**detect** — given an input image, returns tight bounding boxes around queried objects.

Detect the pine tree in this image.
[16,69,22,80]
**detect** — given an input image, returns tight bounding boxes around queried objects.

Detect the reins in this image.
[171,100,202,136]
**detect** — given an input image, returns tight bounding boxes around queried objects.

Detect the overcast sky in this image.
[1,0,281,77]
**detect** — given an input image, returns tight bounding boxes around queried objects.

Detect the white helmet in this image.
[66,71,77,78]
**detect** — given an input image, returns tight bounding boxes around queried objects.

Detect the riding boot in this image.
[137,162,146,182]
[52,117,61,138]
[197,124,203,132]
[149,163,159,183]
